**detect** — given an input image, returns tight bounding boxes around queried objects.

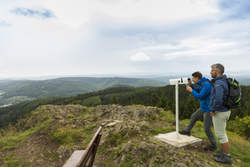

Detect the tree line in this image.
[0,85,249,130]
[0,77,166,105]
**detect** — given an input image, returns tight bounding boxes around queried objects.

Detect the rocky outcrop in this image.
[70,117,86,127]
[110,141,214,167]
[93,105,160,121]
[14,105,87,132]
[56,146,73,159]
[12,104,213,166]
[90,105,213,167]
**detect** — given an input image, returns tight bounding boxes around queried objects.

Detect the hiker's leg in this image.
[203,112,217,148]
[221,142,230,154]
[184,108,203,132]
[213,110,231,153]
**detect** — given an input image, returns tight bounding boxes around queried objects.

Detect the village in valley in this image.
[0,93,36,107]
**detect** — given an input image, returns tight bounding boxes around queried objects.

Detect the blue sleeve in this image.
[191,82,211,100]
[190,84,200,93]
[211,83,225,111]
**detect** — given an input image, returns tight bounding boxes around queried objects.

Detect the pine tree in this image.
[151,89,159,106]
[160,91,169,110]
[183,94,198,119]
[245,88,250,116]
[112,94,119,104]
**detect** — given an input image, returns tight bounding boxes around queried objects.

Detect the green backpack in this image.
[213,77,242,109]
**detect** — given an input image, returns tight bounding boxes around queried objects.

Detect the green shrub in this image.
[93,115,98,120]
[106,134,118,145]
[194,121,203,131]
[120,164,131,167]
[227,115,250,139]
[144,118,153,123]
[150,129,162,136]
[126,153,132,159]
[141,125,150,131]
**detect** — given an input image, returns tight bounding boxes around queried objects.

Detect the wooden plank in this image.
[62,126,102,167]
[77,126,102,167]
[63,150,86,167]
[88,134,102,166]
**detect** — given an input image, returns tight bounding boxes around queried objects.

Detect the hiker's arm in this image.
[211,84,225,111]
[191,88,210,100]
[191,84,210,100]
[189,84,200,93]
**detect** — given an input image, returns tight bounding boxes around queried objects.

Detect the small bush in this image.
[194,121,203,131]
[144,118,153,123]
[125,153,132,159]
[141,125,150,131]
[150,129,162,136]
[93,115,98,120]
[227,116,250,139]
[106,134,119,145]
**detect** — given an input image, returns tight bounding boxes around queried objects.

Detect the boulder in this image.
[70,117,85,127]
[193,160,205,167]
[56,146,73,159]
[71,145,81,151]
[121,143,131,153]
[171,162,188,167]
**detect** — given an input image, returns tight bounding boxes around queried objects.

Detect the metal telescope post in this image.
[175,82,179,139]
[169,78,189,139]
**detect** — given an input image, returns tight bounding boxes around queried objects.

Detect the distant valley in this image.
[1,75,250,106]
[0,77,167,105]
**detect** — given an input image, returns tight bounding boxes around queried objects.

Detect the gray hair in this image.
[211,63,224,74]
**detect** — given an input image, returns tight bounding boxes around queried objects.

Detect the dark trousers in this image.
[184,108,217,148]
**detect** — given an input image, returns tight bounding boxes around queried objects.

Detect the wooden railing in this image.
[63,126,102,167]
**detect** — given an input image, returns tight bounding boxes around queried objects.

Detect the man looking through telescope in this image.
[179,71,217,151]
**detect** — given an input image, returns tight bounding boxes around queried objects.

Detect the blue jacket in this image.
[190,77,212,112]
[210,74,230,113]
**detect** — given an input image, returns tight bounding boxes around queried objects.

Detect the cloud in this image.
[130,52,150,61]
[94,0,122,4]
[214,0,250,20]
[94,0,145,4]
[0,57,5,66]
[125,31,181,47]
[70,12,250,68]
[1,0,250,77]
[78,13,183,53]
[10,7,56,19]
[0,20,11,27]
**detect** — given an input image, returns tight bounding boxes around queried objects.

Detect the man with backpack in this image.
[179,71,217,151]
[210,63,232,164]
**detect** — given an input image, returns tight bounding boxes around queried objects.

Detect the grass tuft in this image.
[0,119,53,150]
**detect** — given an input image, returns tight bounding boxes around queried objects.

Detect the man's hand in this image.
[186,85,193,92]
[210,111,220,117]
[210,112,215,117]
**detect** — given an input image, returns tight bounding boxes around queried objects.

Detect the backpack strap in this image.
[201,80,210,89]
[212,77,227,92]
[201,80,211,97]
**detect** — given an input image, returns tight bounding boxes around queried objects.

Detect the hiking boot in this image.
[213,149,223,157]
[204,145,217,151]
[179,130,190,136]
[214,153,232,164]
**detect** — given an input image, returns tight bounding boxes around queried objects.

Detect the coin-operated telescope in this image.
[169,77,190,138]
[169,78,190,85]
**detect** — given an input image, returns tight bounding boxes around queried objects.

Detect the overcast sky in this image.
[0,0,250,78]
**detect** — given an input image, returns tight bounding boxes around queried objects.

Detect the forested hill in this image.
[153,75,250,86]
[0,77,166,105]
[0,84,249,129]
